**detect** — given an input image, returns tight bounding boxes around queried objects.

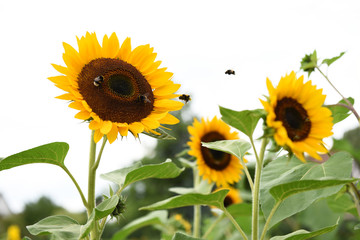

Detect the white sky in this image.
[0,0,359,213]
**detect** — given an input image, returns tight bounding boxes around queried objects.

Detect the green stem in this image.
[223,207,248,240]
[62,166,88,208]
[349,182,360,218]
[241,158,254,192]
[251,138,268,240]
[260,201,281,240]
[202,214,225,239]
[316,66,360,121]
[87,130,98,240]
[93,135,107,171]
[193,168,201,238]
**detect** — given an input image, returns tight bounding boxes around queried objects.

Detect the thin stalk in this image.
[193,168,201,238]
[61,166,88,208]
[241,158,254,192]
[202,214,225,239]
[223,207,248,240]
[93,135,107,171]
[316,66,360,122]
[349,182,360,217]
[87,130,98,239]
[251,138,268,240]
[260,201,281,240]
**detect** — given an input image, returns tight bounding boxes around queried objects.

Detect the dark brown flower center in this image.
[77,58,154,123]
[275,97,311,141]
[200,131,231,170]
[224,195,234,208]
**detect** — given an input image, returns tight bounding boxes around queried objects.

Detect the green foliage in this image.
[171,232,203,240]
[101,160,184,189]
[202,139,251,160]
[332,127,360,162]
[0,142,69,171]
[300,50,318,76]
[260,151,353,229]
[270,220,338,240]
[95,195,119,220]
[142,128,176,140]
[322,52,346,67]
[111,211,167,240]
[220,107,265,138]
[140,189,229,211]
[327,97,355,124]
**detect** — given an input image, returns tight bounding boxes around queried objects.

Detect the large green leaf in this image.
[270,220,338,240]
[0,142,69,171]
[227,203,252,217]
[326,97,354,124]
[111,211,167,240]
[27,215,81,240]
[94,195,119,220]
[270,178,356,202]
[332,138,360,161]
[219,106,265,138]
[171,232,203,240]
[322,52,345,67]
[101,160,184,189]
[140,189,229,211]
[260,152,353,229]
[202,139,251,160]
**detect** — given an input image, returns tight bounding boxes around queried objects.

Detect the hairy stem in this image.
[223,207,248,240]
[260,201,281,240]
[193,168,201,238]
[62,166,88,208]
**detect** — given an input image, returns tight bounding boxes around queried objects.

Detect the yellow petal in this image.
[75,111,91,120]
[100,121,113,134]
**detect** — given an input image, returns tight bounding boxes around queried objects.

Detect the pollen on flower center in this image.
[77,58,154,123]
[200,131,231,170]
[275,97,311,141]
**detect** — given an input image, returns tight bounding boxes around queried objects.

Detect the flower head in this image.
[50,32,183,143]
[260,71,333,161]
[187,117,244,186]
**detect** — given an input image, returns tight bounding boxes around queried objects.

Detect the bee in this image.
[93,76,104,87]
[138,93,151,104]
[179,94,191,104]
[225,69,235,75]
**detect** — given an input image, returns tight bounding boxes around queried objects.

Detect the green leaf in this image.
[94,195,119,220]
[260,152,353,229]
[300,50,318,76]
[326,191,357,216]
[170,179,213,195]
[332,138,360,160]
[142,128,176,140]
[270,178,356,202]
[140,189,229,211]
[202,139,251,160]
[171,232,204,240]
[79,211,95,239]
[111,211,167,240]
[322,52,345,67]
[101,160,184,189]
[326,97,355,124]
[220,107,265,138]
[0,142,69,171]
[27,215,81,240]
[270,220,338,240]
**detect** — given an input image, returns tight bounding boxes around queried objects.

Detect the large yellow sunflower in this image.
[260,71,333,161]
[49,32,184,143]
[187,117,244,187]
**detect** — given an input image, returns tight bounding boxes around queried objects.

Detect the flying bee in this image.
[93,76,104,87]
[179,94,191,104]
[138,93,151,104]
[225,69,235,75]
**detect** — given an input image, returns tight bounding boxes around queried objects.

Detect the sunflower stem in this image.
[87,130,99,240]
[260,201,281,240]
[349,182,360,217]
[193,168,202,238]
[251,138,268,240]
[316,66,360,122]
[241,158,254,192]
[223,206,248,240]
[92,135,107,171]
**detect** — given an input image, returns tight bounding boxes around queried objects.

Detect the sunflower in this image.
[49,32,183,143]
[187,117,244,187]
[260,71,333,161]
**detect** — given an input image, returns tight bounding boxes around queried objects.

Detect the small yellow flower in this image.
[260,71,333,161]
[174,214,192,234]
[187,117,245,186]
[50,32,183,143]
[7,225,21,240]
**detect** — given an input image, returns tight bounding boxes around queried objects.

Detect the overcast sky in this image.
[0,0,360,213]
